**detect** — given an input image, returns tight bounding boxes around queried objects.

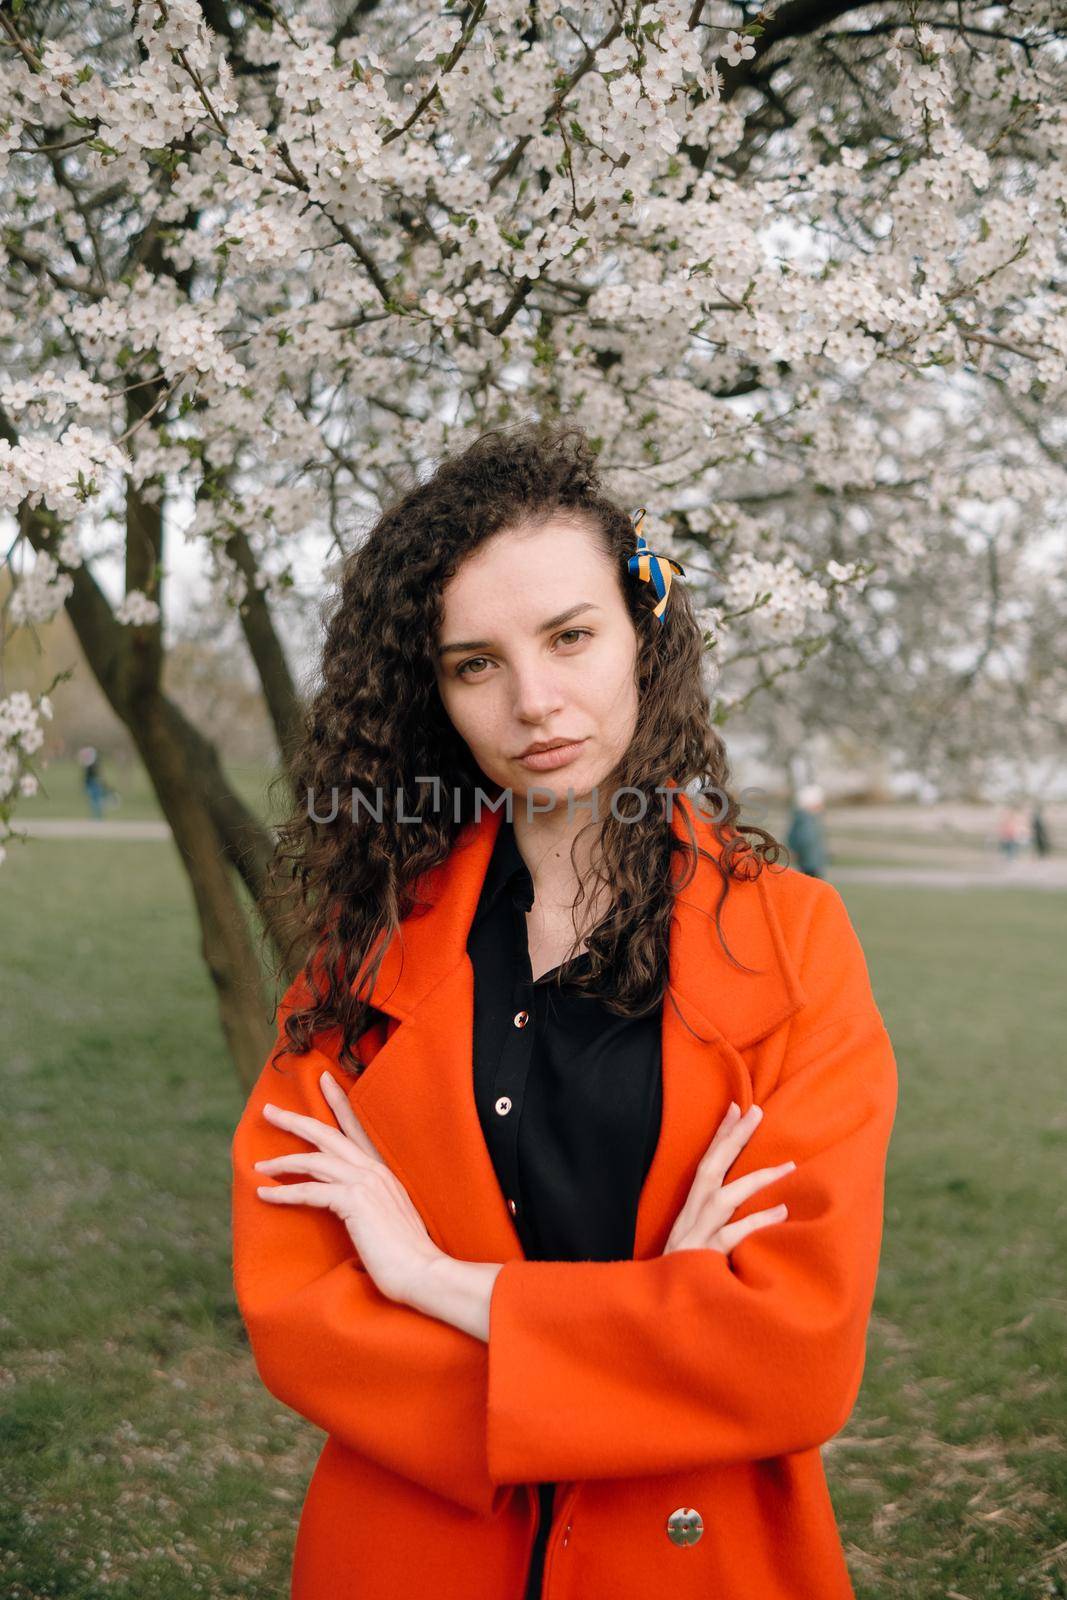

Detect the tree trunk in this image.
[135,702,276,1093]
[14,429,298,1093]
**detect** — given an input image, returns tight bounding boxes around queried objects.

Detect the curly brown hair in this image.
[264,419,784,1076]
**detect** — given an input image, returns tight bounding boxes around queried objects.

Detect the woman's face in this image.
[434,515,641,810]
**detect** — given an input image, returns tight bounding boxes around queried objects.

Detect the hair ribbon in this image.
[627,507,686,624]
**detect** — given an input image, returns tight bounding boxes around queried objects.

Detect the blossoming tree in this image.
[1,0,1063,1084]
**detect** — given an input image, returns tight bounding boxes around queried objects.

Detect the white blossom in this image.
[114,589,161,626]
[719,31,756,68]
[0,0,1062,850]
[9,551,74,625]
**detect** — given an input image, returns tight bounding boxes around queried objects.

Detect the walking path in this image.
[15,818,1067,890]
[17,818,171,840]
[829,861,1067,892]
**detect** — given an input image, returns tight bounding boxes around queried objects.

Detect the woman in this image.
[230,421,898,1600]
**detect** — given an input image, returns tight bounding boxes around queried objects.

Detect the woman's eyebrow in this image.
[437,602,602,657]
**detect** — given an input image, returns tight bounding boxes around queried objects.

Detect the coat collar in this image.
[343,789,807,1265]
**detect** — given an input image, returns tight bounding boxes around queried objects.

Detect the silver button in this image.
[495,1096,512,1115]
[507,1197,517,1215]
[666,1507,703,1547]
[513,1010,529,1028]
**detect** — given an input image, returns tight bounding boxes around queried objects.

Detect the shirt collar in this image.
[471,813,534,928]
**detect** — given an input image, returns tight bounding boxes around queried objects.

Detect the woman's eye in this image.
[455,631,591,680]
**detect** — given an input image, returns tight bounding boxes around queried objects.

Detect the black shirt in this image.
[466,817,663,1599]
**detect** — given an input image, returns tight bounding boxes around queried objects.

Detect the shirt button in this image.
[513,1010,529,1028]
[495,1096,512,1115]
[507,1197,518,1215]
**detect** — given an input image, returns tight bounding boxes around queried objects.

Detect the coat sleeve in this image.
[485,879,898,1485]
[230,981,513,1520]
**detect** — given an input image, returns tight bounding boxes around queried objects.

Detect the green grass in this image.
[822,886,1067,1598]
[17,758,286,827]
[1,842,1065,1598]
[0,841,303,1600]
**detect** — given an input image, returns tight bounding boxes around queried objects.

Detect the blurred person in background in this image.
[786,784,828,879]
[996,802,1028,860]
[77,745,118,819]
[1030,803,1051,858]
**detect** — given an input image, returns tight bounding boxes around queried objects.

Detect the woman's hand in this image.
[254,1071,444,1307]
[663,1101,795,1258]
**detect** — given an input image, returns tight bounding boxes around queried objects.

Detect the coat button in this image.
[513,1010,529,1028]
[666,1507,703,1547]
[507,1197,518,1215]
[495,1096,512,1115]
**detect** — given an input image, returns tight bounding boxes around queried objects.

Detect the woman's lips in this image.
[516,739,588,772]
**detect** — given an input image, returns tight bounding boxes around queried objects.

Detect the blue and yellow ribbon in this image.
[626,507,686,624]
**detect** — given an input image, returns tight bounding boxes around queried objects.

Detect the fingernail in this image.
[729,1101,739,1116]
[750,1104,763,1120]
[785,1160,796,1171]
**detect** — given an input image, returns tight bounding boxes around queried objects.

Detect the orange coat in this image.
[230,792,898,1599]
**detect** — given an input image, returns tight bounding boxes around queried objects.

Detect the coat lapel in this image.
[342,791,807,1264]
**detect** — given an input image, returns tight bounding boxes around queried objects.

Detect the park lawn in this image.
[15,758,288,828]
[1,839,1064,1600]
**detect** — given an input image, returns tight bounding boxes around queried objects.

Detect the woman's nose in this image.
[510,660,566,722]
